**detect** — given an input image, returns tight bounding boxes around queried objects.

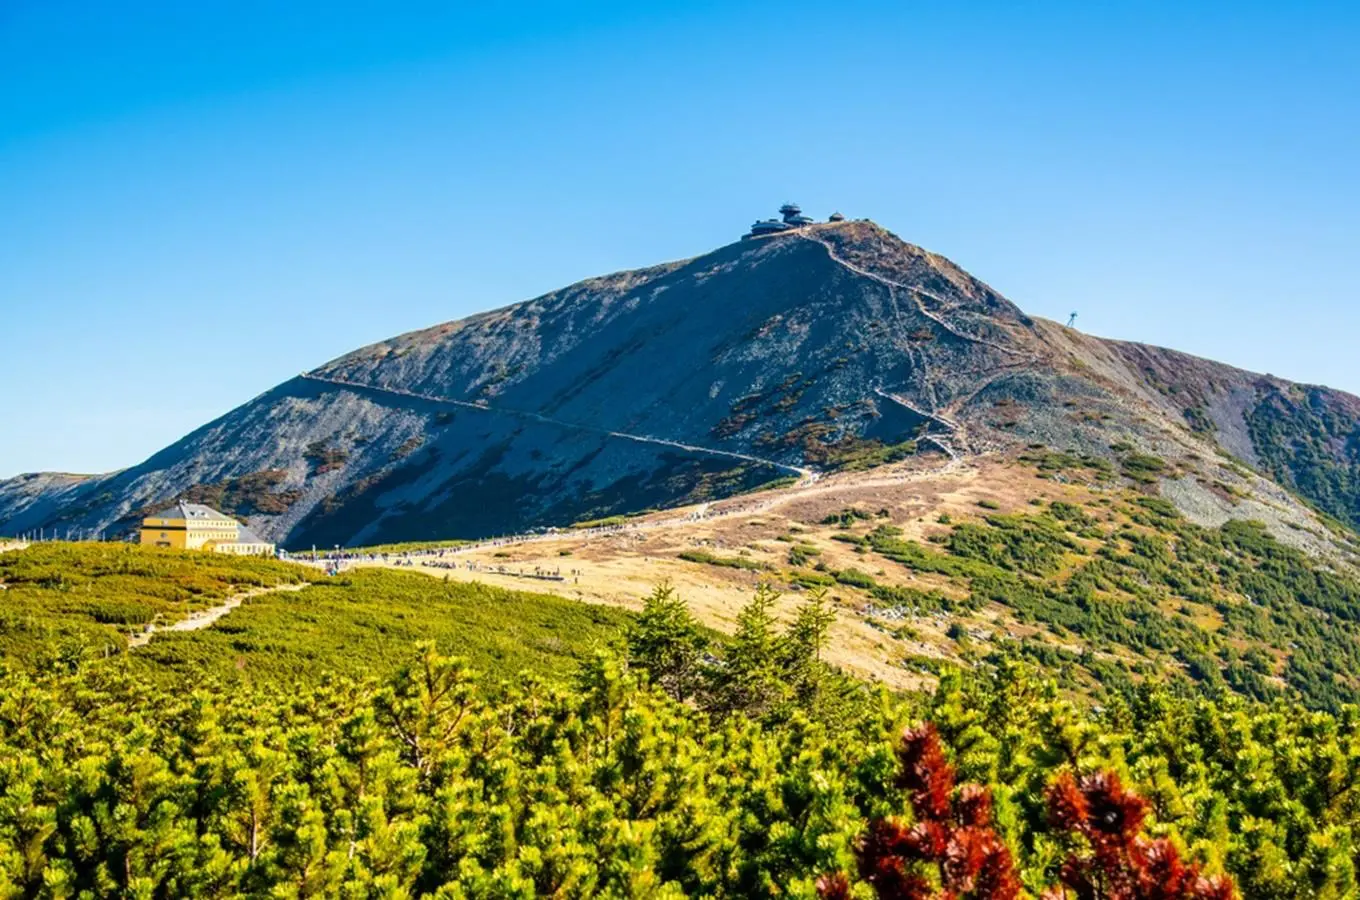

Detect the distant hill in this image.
[5,218,1360,550]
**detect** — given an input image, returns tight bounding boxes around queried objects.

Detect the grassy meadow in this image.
[0,542,632,685]
[0,542,321,664]
[129,568,632,685]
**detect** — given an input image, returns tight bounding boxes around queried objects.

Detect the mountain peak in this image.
[4,217,1360,557]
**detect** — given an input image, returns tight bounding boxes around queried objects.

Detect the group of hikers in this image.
[423,558,576,583]
[283,543,585,585]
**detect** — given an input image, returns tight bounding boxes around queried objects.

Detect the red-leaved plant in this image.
[816,723,1022,900]
[1041,770,1236,900]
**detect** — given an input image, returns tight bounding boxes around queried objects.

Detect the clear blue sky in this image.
[2,1,1357,478]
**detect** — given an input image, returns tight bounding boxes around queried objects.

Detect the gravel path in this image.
[127,582,308,648]
[300,372,813,479]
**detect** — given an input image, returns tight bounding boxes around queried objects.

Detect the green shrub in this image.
[820,508,873,528]
[833,568,877,589]
[677,549,769,571]
[1121,453,1168,483]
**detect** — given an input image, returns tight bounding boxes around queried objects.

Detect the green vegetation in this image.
[9,540,1360,895]
[861,524,994,581]
[818,437,917,472]
[820,507,873,528]
[1120,451,1169,484]
[945,514,1079,575]
[675,462,794,505]
[789,569,837,590]
[824,559,961,617]
[1016,447,1115,479]
[570,513,642,529]
[858,492,1360,712]
[757,417,916,473]
[0,544,627,688]
[132,569,632,686]
[341,538,470,555]
[0,543,320,664]
[1247,385,1360,531]
[832,566,876,589]
[677,548,769,571]
[88,470,302,531]
[7,617,1359,896]
[1048,500,1094,527]
[798,465,1360,713]
[754,474,801,492]
[1183,402,1215,435]
[627,583,855,725]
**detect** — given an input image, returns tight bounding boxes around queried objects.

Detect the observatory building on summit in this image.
[744,203,842,239]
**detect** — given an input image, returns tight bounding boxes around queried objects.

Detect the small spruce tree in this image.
[625,581,708,702]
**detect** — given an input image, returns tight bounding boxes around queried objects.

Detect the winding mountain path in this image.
[792,228,1046,455]
[299,372,814,479]
[127,582,308,648]
[872,386,959,431]
[794,230,1031,359]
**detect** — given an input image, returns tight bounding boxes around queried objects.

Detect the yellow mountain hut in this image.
[139,502,276,556]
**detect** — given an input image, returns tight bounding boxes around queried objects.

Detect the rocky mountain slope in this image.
[4,218,1359,550]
